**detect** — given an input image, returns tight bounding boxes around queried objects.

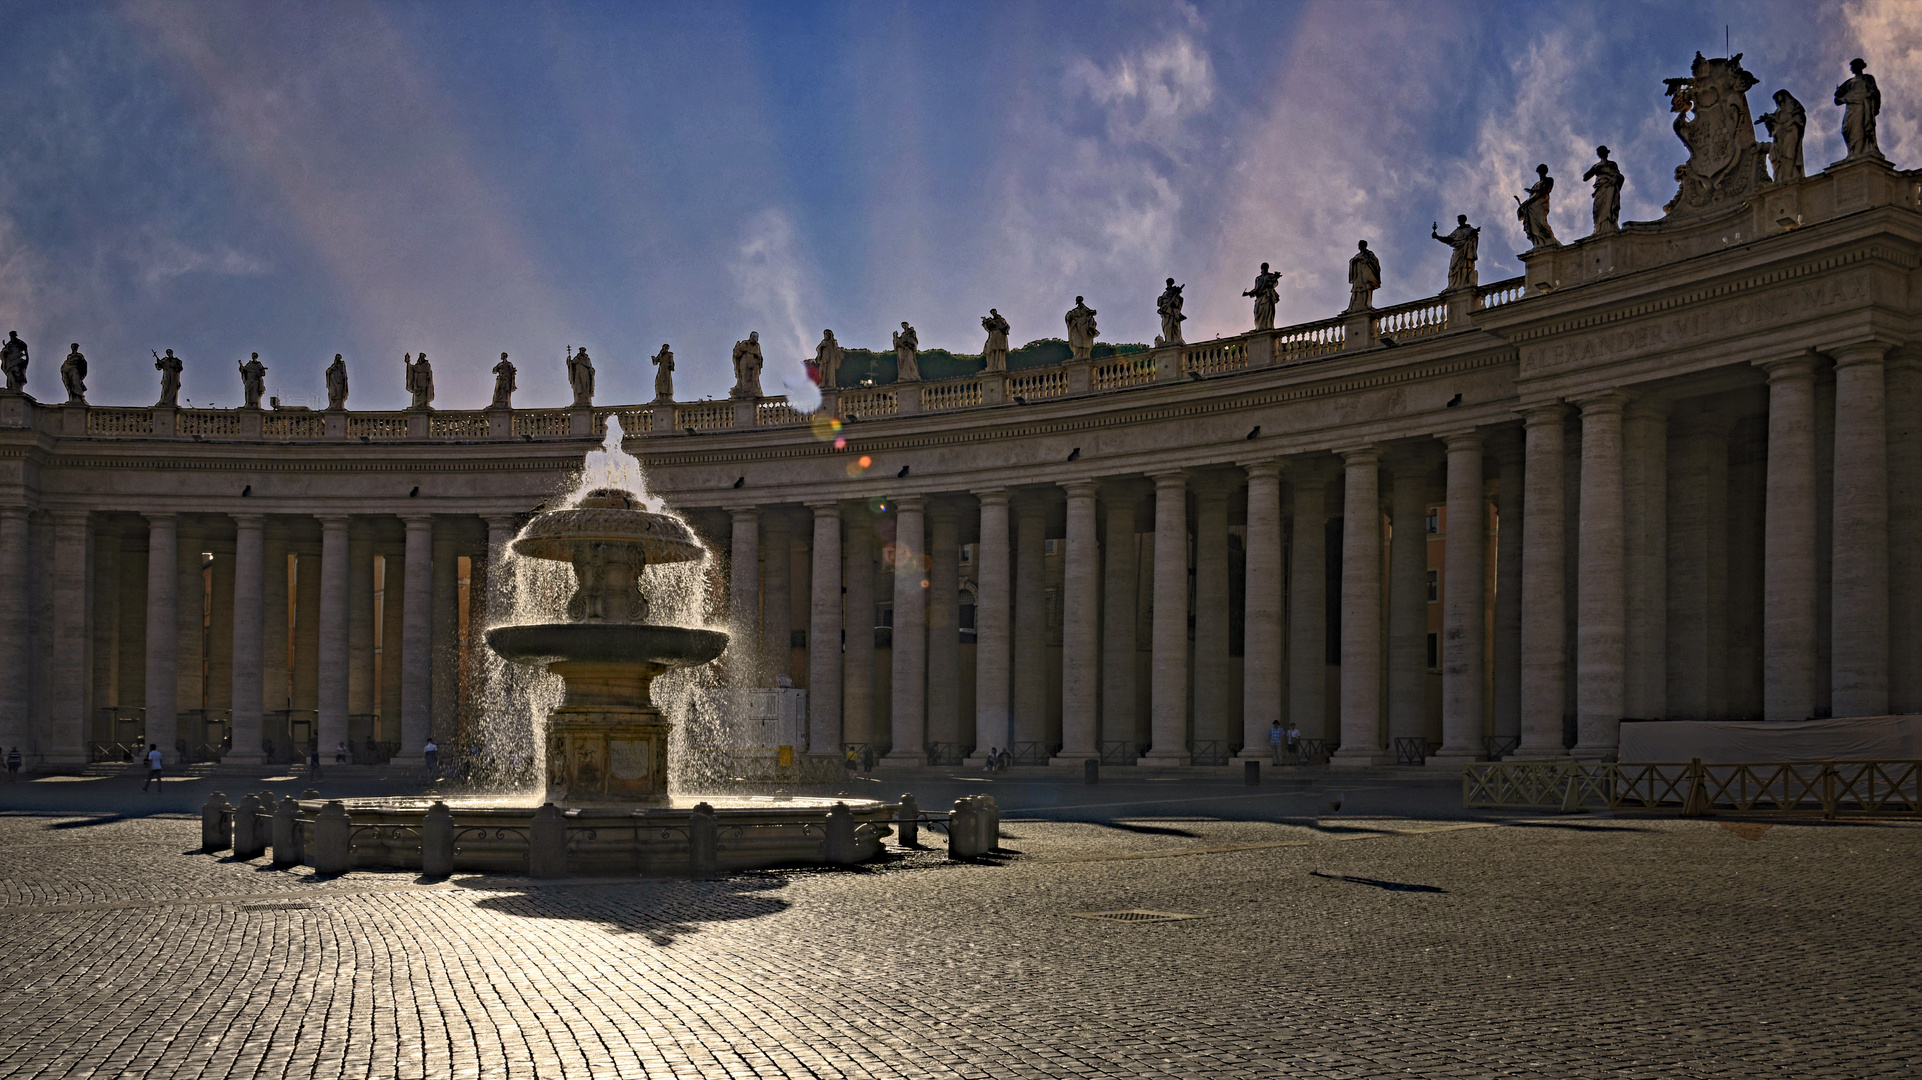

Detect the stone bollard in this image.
[300,788,321,801]
[232,794,265,859]
[688,802,719,880]
[1085,759,1099,785]
[897,793,919,847]
[310,800,352,875]
[271,796,301,866]
[528,803,567,878]
[948,797,982,860]
[421,801,454,878]
[201,792,232,853]
[823,802,858,865]
[1245,760,1260,786]
[980,795,1000,853]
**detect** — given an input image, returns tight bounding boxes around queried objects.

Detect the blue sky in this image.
[0,1,1913,411]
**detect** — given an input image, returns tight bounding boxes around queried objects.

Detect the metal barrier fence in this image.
[924,742,972,766]
[1464,759,1922,817]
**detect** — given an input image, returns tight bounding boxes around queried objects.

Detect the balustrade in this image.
[1181,341,1247,376]
[177,410,243,436]
[263,412,326,439]
[594,408,652,436]
[346,414,407,439]
[675,402,733,431]
[1272,318,1344,364]
[919,378,982,411]
[86,408,154,435]
[511,410,571,437]
[836,388,898,418]
[756,397,806,426]
[1374,297,1450,342]
[1478,276,1527,309]
[1006,369,1068,400]
[1094,355,1155,390]
[427,412,489,438]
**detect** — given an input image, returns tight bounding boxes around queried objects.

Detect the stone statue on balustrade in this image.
[813,330,841,388]
[567,346,595,407]
[1156,279,1186,346]
[238,352,267,409]
[1516,164,1561,249]
[731,332,765,398]
[1662,53,1768,217]
[891,322,920,381]
[404,352,434,410]
[325,354,348,410]
[153,349,183,407]
[1431,216,1480,291]
[1243,265,1281,331]
[980,310,1009,371]
[491,353,516,409]
[651,345,674,401]
[1346,241,1381,312]
[1582,145,1624,236]
[1835,58,1883,161]
[60,344,87,405]
[1756,89,1807,183]
[0,332,26,394]
[1064,297,1099,360]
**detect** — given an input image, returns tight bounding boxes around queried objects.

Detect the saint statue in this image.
[1156,279,1186,346]
[814,330,842,388]
[1346,241,1381,312]
[1582,145,1624,236]
[60,343,87,405]
[404,352,434,410]
[1,332,29,394]
[324,354,348,411]
[1430,215,1481,291]
[567,346,595,407]
[651,344,674,402]
[491,353,516,409]
[1756,89,1807,183]
[1243,264,1282,331]
[238,352,267,410]
[1515,163,1561,250]
[1064,297,1099,360]
[731,332,765,398]
[153,349,183,407]
[980,310,1010,372]
[891,322,921,381]
[1834,58,1883,161]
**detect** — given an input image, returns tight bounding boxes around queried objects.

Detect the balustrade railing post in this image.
[406,411,429,439]
[1065,361,1092,395]
[1153,345,1180,383]
[979,375,1005,406]
[732,399,756,429]
[529,803,566,878]
[201,791,232,853]
[569,405,592,437]
[896,384,921,415]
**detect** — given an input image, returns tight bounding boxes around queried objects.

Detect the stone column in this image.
[46,512,92,766]
[394,515,434,765]
[885,496,927,766]
[292,547,321,718]
[1492,442,1524,744]
[1575,395,1628,759]
[1100,484,1141,761]
[142,513,179,760]
[1831,342,1892,717]
[727,507,760,688]
[1192,474,1233,757]
[1288,465,1330,741]
[1012,495,1049,757]
[261,528,290,725]
[1239,462,1284,760]
[1515,405,1568,759]
[1145,470,1191,764]
[347,526,376,718]
[841,504,876,749]
[972,490,1012,757]
[808,503,843,755]
[1332,448,1390,766]
[430,529,459,741]
[761,515,793,684]
[0,508,31,761]
[227,515,265,765]
[91,528,119,729]
[1387,453,1430,753]
[1430,433,1484,764]
[175,527,205,722]
[1758,356,1819,721]
[925,503,961,756]
[1887,348,1922,713]
[1667,411,1729,720]
[316,516,351,756]
[1623,400,1669,721]
[1055,481,1101,763]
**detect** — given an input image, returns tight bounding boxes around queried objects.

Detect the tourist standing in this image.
[6,747,20,781]
[424,740,439,777]
[1270,721,1284,765]
[141,744,162,791]
[859,745,875,776]
[307,744,322,781]
[1285,723,1302,763]
[335,741,348,766]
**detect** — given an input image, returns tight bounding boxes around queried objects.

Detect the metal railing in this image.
[1100,740,1147,764]
[1464,759,1922,817]
[1007,741,1054,766]
[1190,739,1233,766]
[1483,735,1520,761]
[1393,736,1429,765]
[924,742,972,766]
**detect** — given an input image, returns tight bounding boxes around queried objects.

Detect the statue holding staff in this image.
[980,311,1009,372]
[404,352,434,410]
[153,349,183,407]
[1243,264,1282,330]
[1431,215,1480,291]
[239,352,267,409]
[1156,279,1186,345]
[651,345,674,402]
[567,346,595,407]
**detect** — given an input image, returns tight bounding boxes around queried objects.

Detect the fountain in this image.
[244,419,897,877]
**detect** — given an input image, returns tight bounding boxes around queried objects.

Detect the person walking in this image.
[1269,720,1284,765]
[6,747,20,781]
[423,739,439,777]
[859,745,875,776]
[1285,723,1302,764]
[307,744,322,781]
[141,744,163,791]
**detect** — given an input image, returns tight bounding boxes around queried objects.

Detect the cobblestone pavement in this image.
[0,780,1917,1078]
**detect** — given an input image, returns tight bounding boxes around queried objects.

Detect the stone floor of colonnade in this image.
[0,771,1916,1079]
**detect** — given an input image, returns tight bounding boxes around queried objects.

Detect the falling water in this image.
[465,414,729,799]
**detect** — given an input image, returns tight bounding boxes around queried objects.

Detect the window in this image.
[959,602,977,643]
[1427,632,1440,670]
[1427,569,1440,603]
[1425,509,1440,535]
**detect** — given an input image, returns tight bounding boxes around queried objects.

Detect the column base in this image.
[220,753,267,768]
[1328,748,1396,768]
[1139,750,1191,766]
[879,751,926,769]
[1047,753,1098,768]
[1506,747,1571,762]
[1424,749,1480,767]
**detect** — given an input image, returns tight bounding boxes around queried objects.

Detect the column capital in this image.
[49,508,90,527]
[1241,458,1283,481]
[1571,390,1632,416]
[1335,444,1384,467]
[1624,395,1672,421]
[315,514,352,529]
[400,513,434,530]
[1435,428,1483,451]
[1058,479,1100,500]
[1147,469,1187,490]
[1828,340,1894,369]
[230,511,264,529]
[889,495,926,516]
[1518,400,1570,427]
[143,511,179,526]
[806,500,843,516]
[971,487,1011,506]
[726,505,760,523]
[925,497,966,523]
[1753,352,1819,380]
[0,505,29,523]
[1096,477,1147,503]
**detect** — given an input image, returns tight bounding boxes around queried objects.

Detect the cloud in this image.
[1841,0,1922,164]
[728,207,822,410]
[1068,32,1216,157]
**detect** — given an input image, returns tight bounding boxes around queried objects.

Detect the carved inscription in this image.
[1523,272,1872,375]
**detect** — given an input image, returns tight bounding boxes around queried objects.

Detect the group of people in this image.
[980,746,1015,773]
[1267,721,1307,765]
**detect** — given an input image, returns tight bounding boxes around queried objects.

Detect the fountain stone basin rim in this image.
[486,623,728,668]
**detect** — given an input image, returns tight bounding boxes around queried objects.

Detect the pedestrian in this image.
[859,744,875,776]
[984,747,999,774]
[6,746,20,781]
[1269,720,1284,765]
[141,743,163,791]
[307,744,322,780]
[998,747,1013,771]
[335,741,348,766]
[1285,723,1302,764]
[424,739,439,777]
[844,747,859,775]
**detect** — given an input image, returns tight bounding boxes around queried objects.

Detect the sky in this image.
[0,0,1916,412]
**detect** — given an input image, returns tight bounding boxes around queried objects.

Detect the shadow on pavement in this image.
[1309,870,1446,893]
[469,875,793,945]
[1088,821,1202,838]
